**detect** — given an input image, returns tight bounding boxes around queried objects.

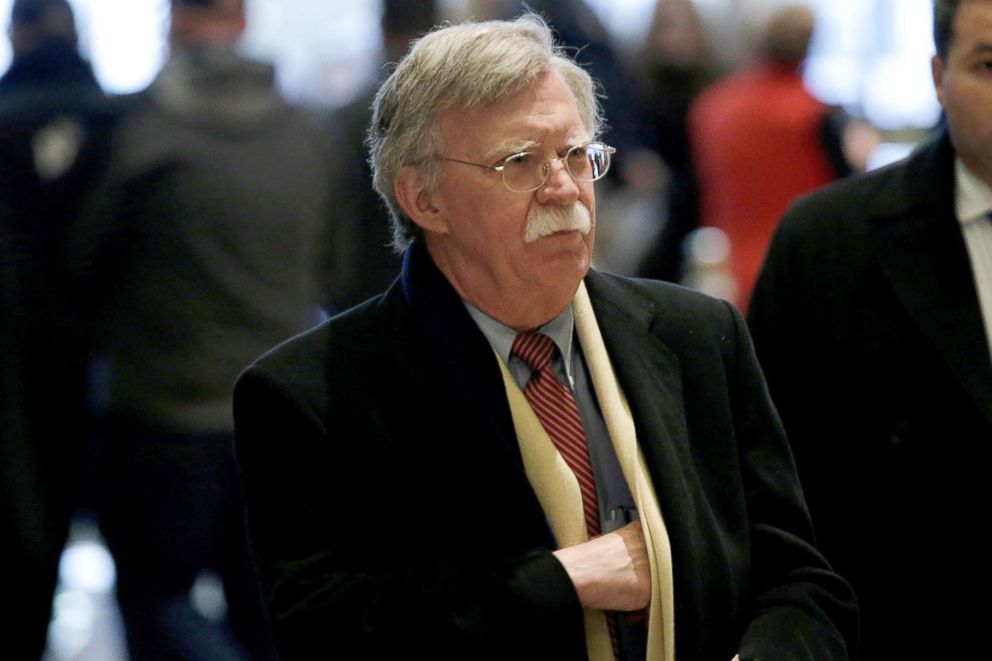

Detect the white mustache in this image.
[523,203,592,244]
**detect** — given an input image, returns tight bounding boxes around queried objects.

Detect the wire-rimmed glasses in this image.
[441,141,616,193]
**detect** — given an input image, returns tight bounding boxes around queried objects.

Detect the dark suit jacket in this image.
[234,243,855,661]
[748,130,992,659]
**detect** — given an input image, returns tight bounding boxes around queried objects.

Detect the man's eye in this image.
[505,152,536,167]
[567,145,589,161]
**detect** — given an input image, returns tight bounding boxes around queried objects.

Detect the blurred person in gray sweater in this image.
[70,0,334,658]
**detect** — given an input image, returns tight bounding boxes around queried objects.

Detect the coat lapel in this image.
[398,243,517,448]
[582,272,694,519]
[395,243,555,543]
[868,132,992,427]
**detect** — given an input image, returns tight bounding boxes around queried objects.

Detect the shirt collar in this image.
[465,302,576,373]
[955,157,992,226]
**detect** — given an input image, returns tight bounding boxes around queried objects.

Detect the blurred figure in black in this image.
[635,0,716,283]
[0,1,119,657]
[73,0,332,658]
[325,0,437,311]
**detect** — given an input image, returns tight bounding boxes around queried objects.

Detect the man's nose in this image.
[535,158,580,205]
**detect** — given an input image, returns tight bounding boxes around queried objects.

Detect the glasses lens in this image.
[502,151,544,192]
[567,143,610,182]
[500,143,613,191]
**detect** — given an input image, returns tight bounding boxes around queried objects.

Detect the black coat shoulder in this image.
[587,269,744,354]
[238,289,397,419]
[775,131,952,242]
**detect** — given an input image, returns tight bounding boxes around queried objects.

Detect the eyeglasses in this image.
[441,141,616,193]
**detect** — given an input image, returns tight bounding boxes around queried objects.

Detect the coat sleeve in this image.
[723,302,858,660]
[233,363,587,661]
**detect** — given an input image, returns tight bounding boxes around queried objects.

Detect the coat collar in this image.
[398,241,522,448]
[397,245,691,472]
[397,244,684,451]
[867,129,992,426]
[396,243,557,538]
[396,245,694,539]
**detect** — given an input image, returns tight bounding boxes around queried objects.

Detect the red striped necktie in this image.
[513,332,621,660]
[511,331,601,537]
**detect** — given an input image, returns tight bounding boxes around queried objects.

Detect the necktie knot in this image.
[511,331,556,373]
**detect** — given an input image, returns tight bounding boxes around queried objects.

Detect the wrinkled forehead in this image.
[437,71,588,155]
[451,68,581,113]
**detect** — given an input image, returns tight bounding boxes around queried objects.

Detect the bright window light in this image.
[0,0,167,93]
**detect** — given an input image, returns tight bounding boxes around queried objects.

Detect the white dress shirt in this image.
[954,158,992,360]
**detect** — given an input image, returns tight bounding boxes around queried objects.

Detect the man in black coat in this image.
[748,1,992,657]
[234,14,856,661]
[0,1,119,656]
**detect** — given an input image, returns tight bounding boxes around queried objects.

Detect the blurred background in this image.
[0,0,941,659]
[0,0,940,128]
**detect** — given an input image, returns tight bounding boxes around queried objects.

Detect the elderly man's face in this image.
[934,0,992,185]
[422,70,597,328]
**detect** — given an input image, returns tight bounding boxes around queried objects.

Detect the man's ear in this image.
[932,54,946,108]
[394,166,448,234]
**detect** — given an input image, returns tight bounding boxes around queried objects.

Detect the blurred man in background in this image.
[72,0,333,657]
[749,0,992,656]
[0,1,119,656]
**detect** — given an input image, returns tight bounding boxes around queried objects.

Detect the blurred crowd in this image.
[1,0,944,659]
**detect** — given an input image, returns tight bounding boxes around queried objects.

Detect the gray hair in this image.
[367,13,604,251]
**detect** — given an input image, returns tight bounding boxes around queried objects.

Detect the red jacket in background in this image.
[690,62,838,310]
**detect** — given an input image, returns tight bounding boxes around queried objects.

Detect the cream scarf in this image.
[495,282,676,661]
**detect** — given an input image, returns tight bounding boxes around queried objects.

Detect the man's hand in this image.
[552,521,651,611]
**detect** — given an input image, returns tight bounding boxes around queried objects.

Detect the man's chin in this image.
[528,232,595,273]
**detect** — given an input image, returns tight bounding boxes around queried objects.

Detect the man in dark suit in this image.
[748,1,992,657]
[234,14,855,661]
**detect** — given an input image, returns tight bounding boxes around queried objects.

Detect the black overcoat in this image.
[235,243,856,660]
[749,130,992,659]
